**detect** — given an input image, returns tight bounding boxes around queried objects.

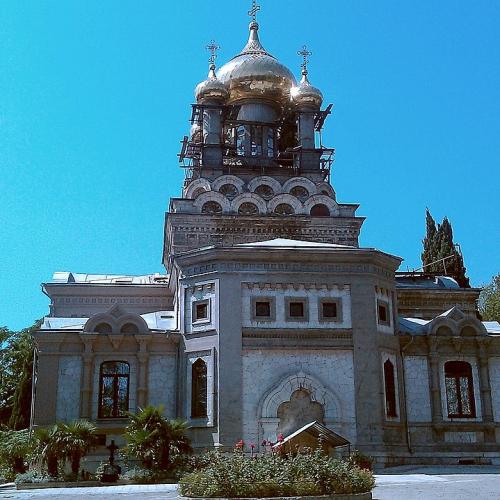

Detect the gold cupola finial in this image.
[248,0,261,24]
[291,44,323,108]
[194,40,228,103]
[205,40,220,77]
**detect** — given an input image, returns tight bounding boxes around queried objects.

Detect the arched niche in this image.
[282,177,317,197]
[231,193,267,215]
[303,195,340,216]
[268,194,304,214]
[211,175,245,193]
[247,176,283,196]
[193,191,231,214]
[184,178,211,199]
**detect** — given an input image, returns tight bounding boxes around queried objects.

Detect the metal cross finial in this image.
[298,45,312,73]
[248,0,261,22]
[206,40,220,66]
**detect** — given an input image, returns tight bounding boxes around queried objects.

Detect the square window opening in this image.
[289,302,304,318]
[378,302,389,324]
[322,302,338,319]
[193,301,209,322]
[255,301,271,318]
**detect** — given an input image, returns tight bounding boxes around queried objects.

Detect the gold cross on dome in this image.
[248,0,261,22]
[298,45,312,73]
[206,40,220,65]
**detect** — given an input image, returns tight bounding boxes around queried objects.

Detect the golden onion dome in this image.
[291,70,323,108]
[216,21,296,105]
[195,64,229,103]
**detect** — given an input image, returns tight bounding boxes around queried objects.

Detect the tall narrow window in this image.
[267,128,275,157]
[236,125,246,156]
[445,361,476,418]
[383,359,397,418]
[98,361,130,418]
[191,359,208,418]
[251,126,263,156]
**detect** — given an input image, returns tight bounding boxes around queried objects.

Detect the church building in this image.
[32,6,500,466]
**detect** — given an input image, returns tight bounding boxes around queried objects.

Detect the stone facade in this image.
[31,11,500,469]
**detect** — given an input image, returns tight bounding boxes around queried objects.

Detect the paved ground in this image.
[1,466,499,499]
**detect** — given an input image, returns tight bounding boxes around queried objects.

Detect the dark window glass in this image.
[289,302,304,318]
[322,302,337,318]
[274,203,294,215]
[445,361,476,418]
[238,202,259,215]
[384,360,397,418]
[378,304,388,323]
[191,359,208,418]
[267,128,275,158]
[98,361,130,418]
[120,323,139,334]
[95,322,112,334]
[310,204,330,217]
[201,201,222,214]
[236,125,246,156]
[251,126,263,156]
[255,301,271,318]
[195,302,208,321]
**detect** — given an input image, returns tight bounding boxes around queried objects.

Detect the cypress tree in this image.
[421,210,470,288]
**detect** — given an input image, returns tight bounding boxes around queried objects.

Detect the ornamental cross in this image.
[248,0,261,22]
[298,45,312,73]
[206,40,220,65]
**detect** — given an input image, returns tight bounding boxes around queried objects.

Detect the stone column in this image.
[428,339,443,423]
[477,338,493,423]
[136,336,150,408]
[80,335,97,419]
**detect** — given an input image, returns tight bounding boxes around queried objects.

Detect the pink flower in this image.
[235,439,245,450]
[277,433,284,442]
[250,443,255,449]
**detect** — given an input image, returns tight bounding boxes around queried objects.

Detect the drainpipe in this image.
[400,336,414,454]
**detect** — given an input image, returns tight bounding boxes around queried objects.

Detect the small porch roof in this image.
[272,421,350,449]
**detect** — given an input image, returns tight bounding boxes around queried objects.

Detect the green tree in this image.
[479,274,500,321]
[0,320,41,430]
[0,429,32,479]
[124,405,191,471]
[421,210,470,288]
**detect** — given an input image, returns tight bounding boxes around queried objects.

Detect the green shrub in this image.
[121,466,158,484]
[14,470,55,485]
[178,449,375,498]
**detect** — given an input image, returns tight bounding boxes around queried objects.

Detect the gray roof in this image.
[50,272,168,285]
[41,310,177,331]
[396,275,461,290]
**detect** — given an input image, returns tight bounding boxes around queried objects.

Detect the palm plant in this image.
[58,420,98,475]
[124,405,191,471]
[33,425,63,477]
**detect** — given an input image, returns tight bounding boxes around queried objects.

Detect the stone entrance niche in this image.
[277,389,324,437]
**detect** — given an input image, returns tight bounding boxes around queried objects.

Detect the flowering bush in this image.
[178,448,375,498]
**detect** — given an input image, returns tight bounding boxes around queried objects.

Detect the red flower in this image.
[250,443,255,449]
[277,433,284,442]
[235,439,245,450]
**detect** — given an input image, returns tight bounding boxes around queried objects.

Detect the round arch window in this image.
[254,185,274,200]
[274,203,295,215]
[219,184,239,200]
[238,202,259,215]
[290,186,309,202]
[310,204,330,217]
[95,322,112,334]
[201,201,223,214]
[120,323,139,334]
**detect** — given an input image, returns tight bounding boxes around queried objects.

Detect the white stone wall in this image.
[241,350,356,447]
[439,357,482,422]
[183,281,218,334]
[403,356,432,422]
[380,352,400,422]
[242,283,351,329]
[148,355,177,418]
[56,356,82,422]
[489,357,500,422]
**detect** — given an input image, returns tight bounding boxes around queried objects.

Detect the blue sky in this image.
[1,0,499,331]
